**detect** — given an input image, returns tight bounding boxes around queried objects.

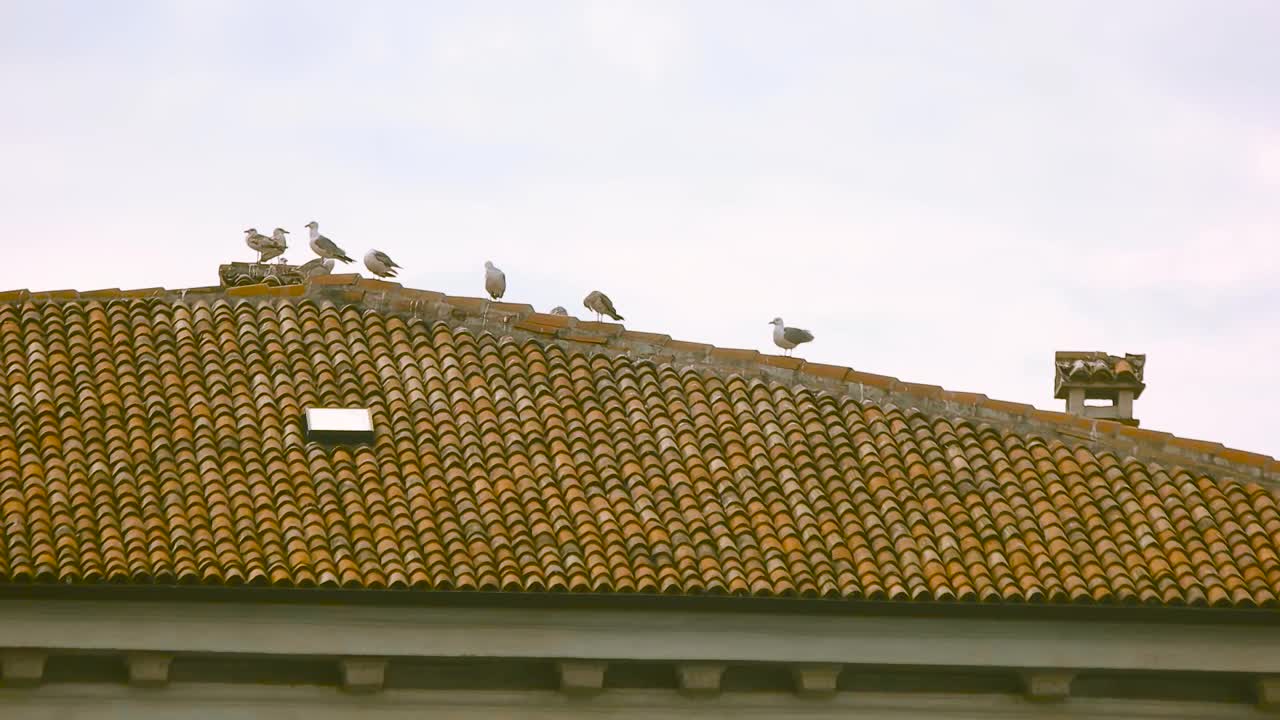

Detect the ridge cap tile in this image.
[708,347,761,363]
[799,362,852,382]
[121,287,165,297]
[620,330,671,345]
[665,339,714,355]
[356,278,402,292]
[309,273,361,286]
[490,301,536,315]
[760,355,805,371]
[443,295,487,312]
[522,312,571,329]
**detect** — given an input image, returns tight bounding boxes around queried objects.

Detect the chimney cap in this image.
[1053,351,1146,401]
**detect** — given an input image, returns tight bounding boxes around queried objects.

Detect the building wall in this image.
[2,685,1273,720]
[1,597,1277,718]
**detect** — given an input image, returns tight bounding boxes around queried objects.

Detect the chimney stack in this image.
[1054,351,1146,426]
[218,261,306,288]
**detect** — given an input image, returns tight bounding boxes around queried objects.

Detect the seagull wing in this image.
[783,327,814,344]
[316,235,355,262]
[597,293,624,321]
[373,250,399,268]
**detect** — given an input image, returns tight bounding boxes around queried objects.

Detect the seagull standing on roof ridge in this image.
[248,226,273,260]
[769,317,814,357]
[298,257,334,278]
[363,249,402,278]
[305,221,355,263]
[484,261,506,300]
[583,290,624,322]
[549,306,568,316]
[260,228,289,263]
[243,226,279,263]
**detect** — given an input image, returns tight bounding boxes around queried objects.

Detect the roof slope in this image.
[0,281,1278,608]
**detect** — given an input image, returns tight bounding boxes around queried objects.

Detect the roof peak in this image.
[1,274,1276,487]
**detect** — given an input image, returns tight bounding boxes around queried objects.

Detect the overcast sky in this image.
[2,1,1277,456]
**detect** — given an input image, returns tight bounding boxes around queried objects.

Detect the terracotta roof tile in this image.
[0,288,1276,608]
[799,362,852,382]
[760,356,806,371]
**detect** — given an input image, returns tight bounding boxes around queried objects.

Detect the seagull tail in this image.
[608,311,624,321]
[336,253,355,263]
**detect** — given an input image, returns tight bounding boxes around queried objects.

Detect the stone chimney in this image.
[1054,351,1146,426]
[219,261,306,288]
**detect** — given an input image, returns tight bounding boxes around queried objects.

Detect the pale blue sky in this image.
[1,1,1277,456]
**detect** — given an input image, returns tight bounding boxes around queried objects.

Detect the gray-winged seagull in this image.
[363,249,402,278]
[484,261,506,300]
[260,228,289,263]
[583,290,624,322]
[769,317,814,356]
[305,221,355,263]
[298,257,334,278]
[549,306,568,316]
[244,228,273,263]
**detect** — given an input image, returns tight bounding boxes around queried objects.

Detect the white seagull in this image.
[484,261,506,300]
[363,249,402,278]
[583,290,624,322]
[304,221,355,263]
[769,317,814,356]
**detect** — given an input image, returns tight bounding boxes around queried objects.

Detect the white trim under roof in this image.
[1,599,1277,676]
[2,685,1271,720]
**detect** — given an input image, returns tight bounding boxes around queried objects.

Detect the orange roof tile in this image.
[0,279,1277,608]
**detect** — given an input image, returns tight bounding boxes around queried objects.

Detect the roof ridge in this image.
[2,276,1277,487]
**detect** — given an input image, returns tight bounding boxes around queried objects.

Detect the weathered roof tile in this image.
[0,291,1276,609]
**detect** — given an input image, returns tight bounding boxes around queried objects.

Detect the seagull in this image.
[769,317,814,356]
[298,257,334,278]
[244,228,273,263]
[260,228,289,264]
[484,261,506,300]
[363,249,401,278]
[583,290,624,322]
[305,221,355,263]
[549,306,568,316]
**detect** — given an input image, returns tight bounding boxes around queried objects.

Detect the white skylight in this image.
[305,408,374,443]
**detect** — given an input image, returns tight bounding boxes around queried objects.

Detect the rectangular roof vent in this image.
[305,408,374,444]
